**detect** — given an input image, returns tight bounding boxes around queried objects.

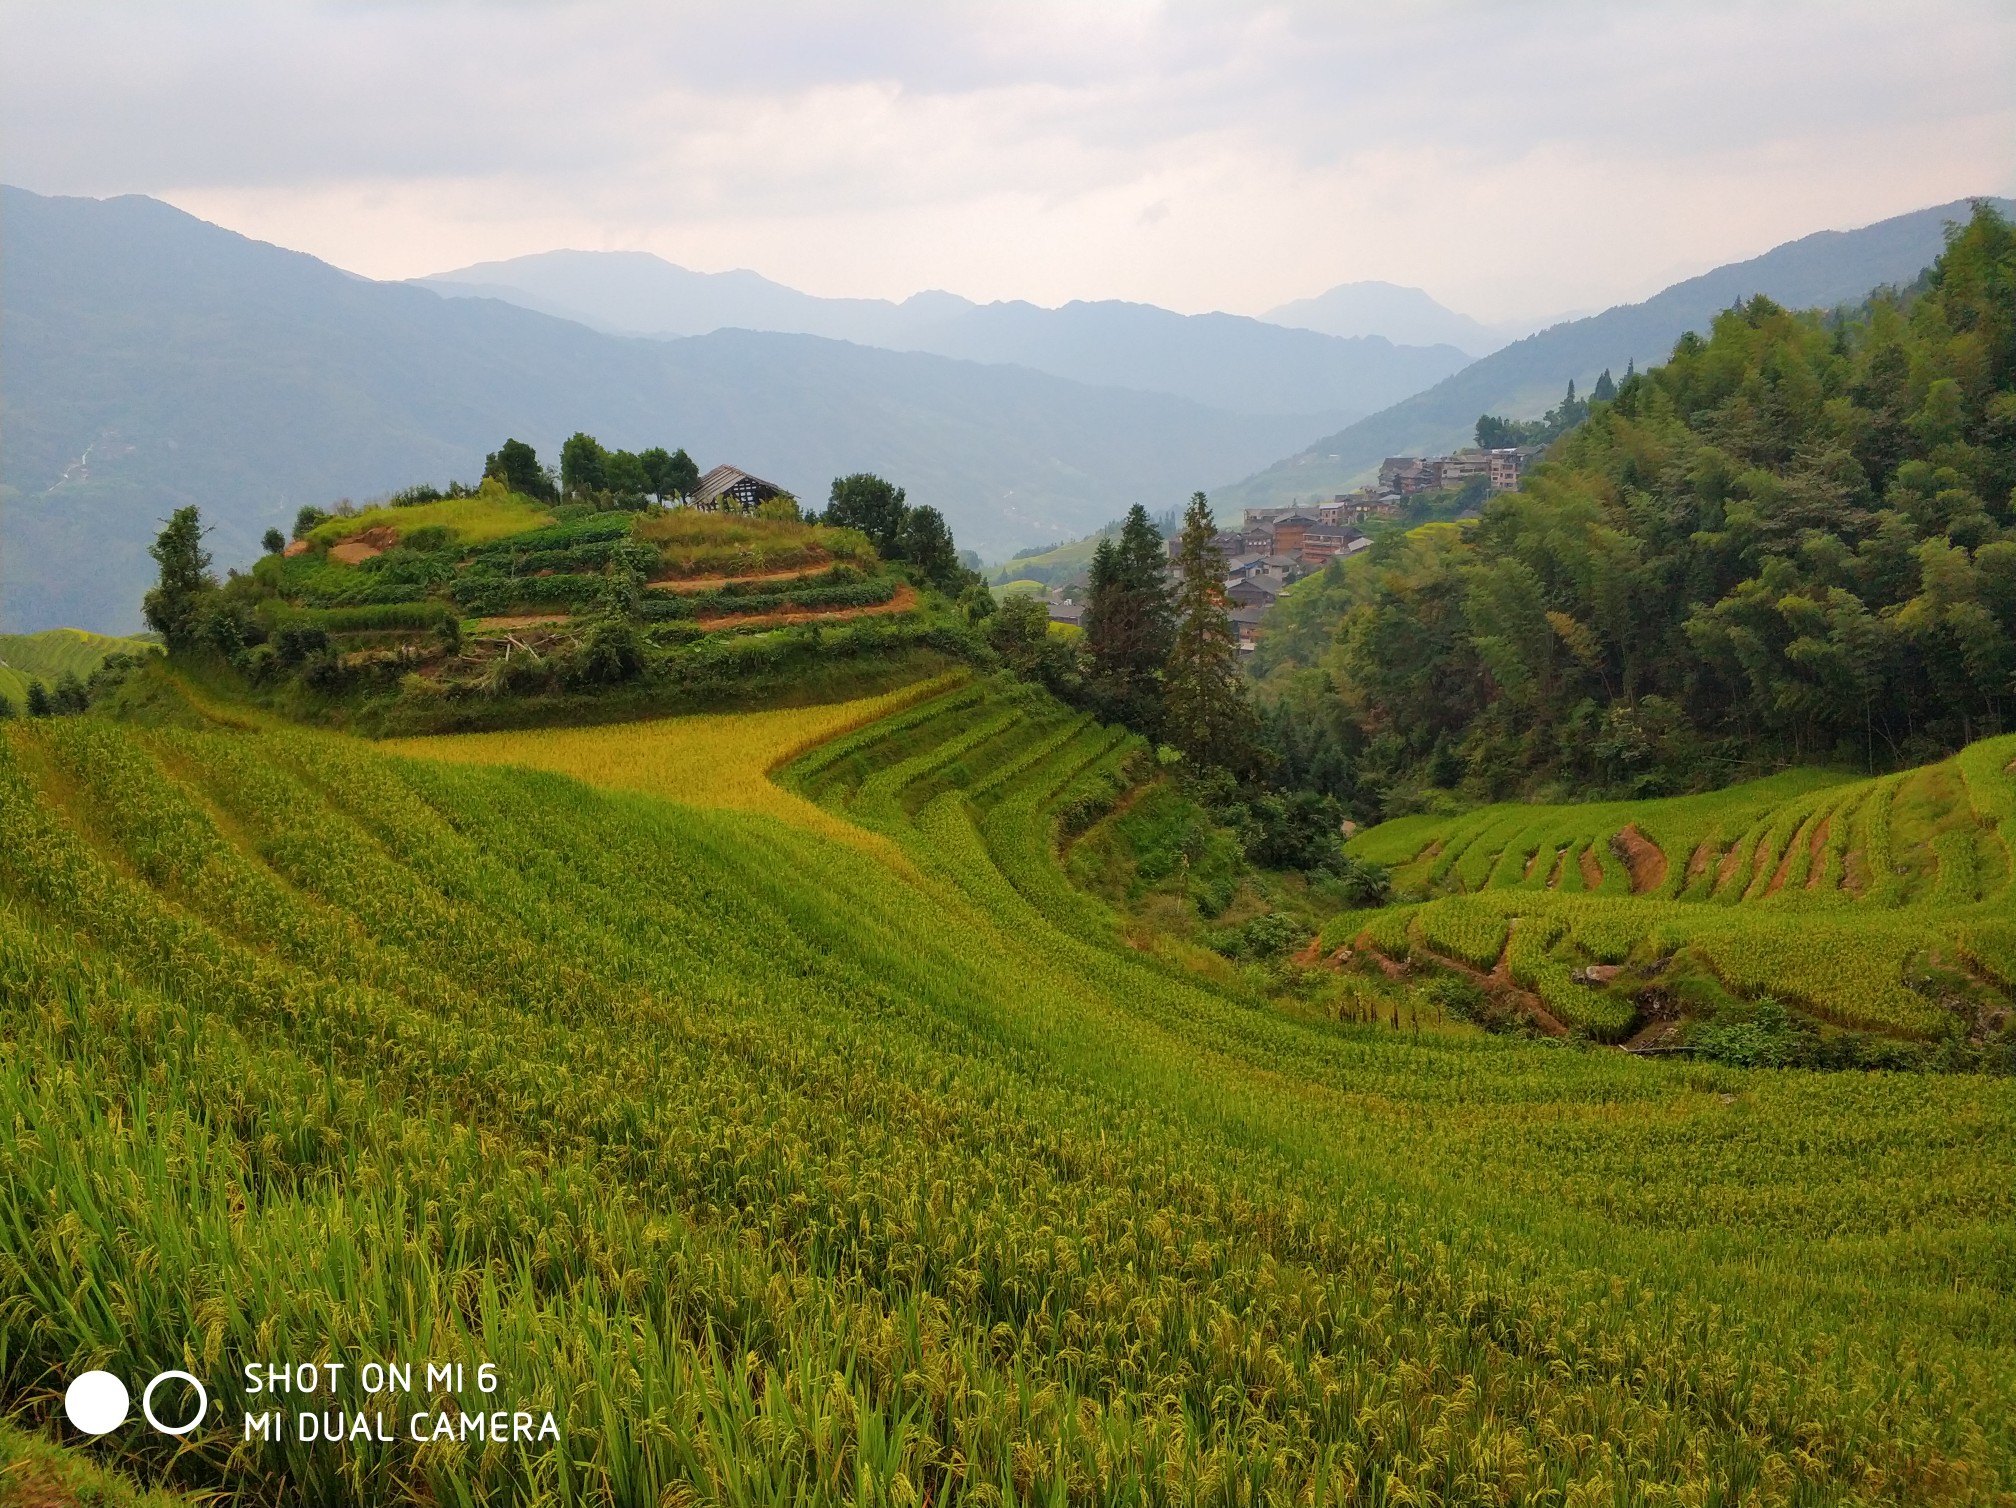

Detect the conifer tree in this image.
[1164,492,1254,771]
[25,680,52,718]
[1084,504,1175,727]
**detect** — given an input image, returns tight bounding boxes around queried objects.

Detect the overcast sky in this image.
[5,1,2012,323]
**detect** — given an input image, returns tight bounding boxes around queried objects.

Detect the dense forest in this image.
[1257,201,2016,816]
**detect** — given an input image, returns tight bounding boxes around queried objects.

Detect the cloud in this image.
[5,0,2012,320]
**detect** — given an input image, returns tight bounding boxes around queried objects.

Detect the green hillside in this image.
[0,627,157,708]
[1255,201,2016,810]
[2,676,2011,1501]
[1216,195,2015,512]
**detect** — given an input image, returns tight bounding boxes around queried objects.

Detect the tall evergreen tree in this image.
[1084,505,1175,726]
[1591,368,1617,402]
[1165,492,1253,771]
[142,505,216,652]
[25,680,53,718]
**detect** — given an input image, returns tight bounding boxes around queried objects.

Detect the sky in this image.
[4,1,2013,325]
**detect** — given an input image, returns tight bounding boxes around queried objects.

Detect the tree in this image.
[142,506,217,652]
[641,446,699,500]
[1591,368,1617,402]
[1164,493,1254,771]
[560,432,608,495]
[0,690,14,721]
[262,527,286,555]
[25,680,52,717]
[1084,504,1175,725]
[293,506,329,539]
[53,672,88,714]
[604,449,651,502]
[899,505,961,587]
[824,473,909,556]
[485,438,555,499]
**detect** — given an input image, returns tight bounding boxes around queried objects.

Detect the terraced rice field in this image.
[2,678,2013,1503]
[0,628,156,707]
[1330,740,2016,1041]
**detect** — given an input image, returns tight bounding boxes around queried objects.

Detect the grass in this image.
[304,487,555,547]
[0,1420,191,1506]
[633,511,874,580]
[0,630,157,709]
[1334,742,2016,1041]
[0,680,2011,1502]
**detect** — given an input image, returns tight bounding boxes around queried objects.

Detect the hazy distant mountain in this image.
[0,187,1332,634]
[422,250,973,345]
[1260,281,1507,357]
[421,252,1473,419]
[1216,196,2016,513]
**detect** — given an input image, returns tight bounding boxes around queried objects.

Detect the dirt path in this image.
[1613,824,1667,893]
[696,583,918,631]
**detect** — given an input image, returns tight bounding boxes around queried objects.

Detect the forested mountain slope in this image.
[0,675,2011,1502]
[1220,195,2014,511]
[1258,202,2016,809]
[0,187,1325,634]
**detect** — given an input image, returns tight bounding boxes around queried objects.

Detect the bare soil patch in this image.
[1714,840,1746,892]
[1687,836,1717,883]
[1613,824,1667,893]
[1805,818,1831,889]
[1578,844,1605,890]
[329,525,398,564]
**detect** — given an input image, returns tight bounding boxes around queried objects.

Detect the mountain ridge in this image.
[0,186,1332,633]
[418,250,1473,418]
[1216,195,2016,512]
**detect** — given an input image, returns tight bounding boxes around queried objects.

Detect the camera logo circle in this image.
[64,1371,129,1435]
[64,1371,207,1436]
[143,1371,208,1435]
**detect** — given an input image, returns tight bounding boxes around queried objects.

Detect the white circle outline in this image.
[141,1371,208,1436]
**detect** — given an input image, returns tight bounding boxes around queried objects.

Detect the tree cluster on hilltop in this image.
[1256,201,2016,814]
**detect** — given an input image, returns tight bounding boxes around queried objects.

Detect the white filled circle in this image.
[64,1371,129,1435]
[142,1371,208,1436]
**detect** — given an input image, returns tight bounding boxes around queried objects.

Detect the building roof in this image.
[1229,605,1268,625]
[691,464,784,510]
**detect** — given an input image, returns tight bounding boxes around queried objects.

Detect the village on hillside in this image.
[1044,443,1542,650]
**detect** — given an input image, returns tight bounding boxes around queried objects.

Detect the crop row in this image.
[3,695,2014,1501]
